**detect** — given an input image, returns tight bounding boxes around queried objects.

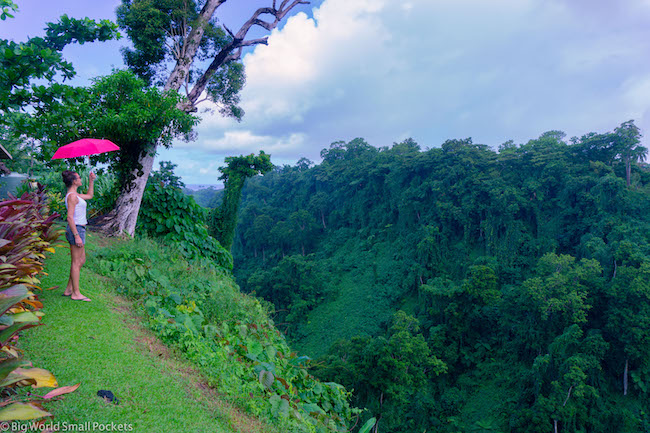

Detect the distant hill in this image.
[183,184,223,208]
[184,183,223,191]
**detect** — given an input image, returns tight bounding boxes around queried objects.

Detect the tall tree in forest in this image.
[100,0,308,235]
[209,151,273,250]
[613,120,646,187]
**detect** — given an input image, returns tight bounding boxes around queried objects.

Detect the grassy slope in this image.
[291,240,396,357]
[18,232,275,433]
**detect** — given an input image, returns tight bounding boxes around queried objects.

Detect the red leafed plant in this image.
[0,184,78,421]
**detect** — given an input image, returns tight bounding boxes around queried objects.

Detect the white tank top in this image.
[65,192,87,226]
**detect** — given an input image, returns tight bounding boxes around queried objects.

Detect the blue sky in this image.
[2,0,649,184]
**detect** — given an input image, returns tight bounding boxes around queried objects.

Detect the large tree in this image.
[100,0,308,236]
[613,120,647,187]
[0,4,119,177]
[27,70,197,236]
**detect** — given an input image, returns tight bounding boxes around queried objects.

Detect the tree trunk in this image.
[623,358,630,395]
[95,152,155,237]
[165,0,228,93]
[320,210,326,229]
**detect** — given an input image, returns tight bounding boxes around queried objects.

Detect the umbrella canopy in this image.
[51,138,120,160]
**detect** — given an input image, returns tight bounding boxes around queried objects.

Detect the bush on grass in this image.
[138,165,232,270]
[92,238,358,433]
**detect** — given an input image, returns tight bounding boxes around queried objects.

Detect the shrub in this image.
[0,185,79,420]
[138,173,232,270]
[92,238,358,432]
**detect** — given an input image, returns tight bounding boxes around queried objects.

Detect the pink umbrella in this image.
[51,138,120,160]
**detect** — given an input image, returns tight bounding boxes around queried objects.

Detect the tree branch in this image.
[238,37,269,48]
[562,386,573,407]
[182,0,308,107]
[235,0,308,40]
[224,47,242,63]
[195,95,212,105]
[223,24,235,39]
[165,0,229,91]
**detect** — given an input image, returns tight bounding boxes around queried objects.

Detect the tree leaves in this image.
[0,14,119,113]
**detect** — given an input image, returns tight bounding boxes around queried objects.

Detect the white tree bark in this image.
[165,0,228,93]
[96,152,155,236]
[624,357,629,396]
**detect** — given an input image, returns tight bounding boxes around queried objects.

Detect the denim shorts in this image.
[66,225,86,245]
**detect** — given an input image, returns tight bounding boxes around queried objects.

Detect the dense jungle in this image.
[222,121,650,432]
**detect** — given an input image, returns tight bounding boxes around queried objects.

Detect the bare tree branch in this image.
[238,37,269,48]
[169,0,308,108]
[195,95,212,105]
[223,24,235,39]
[235,0,307,40]
[164,39,180,60]
[235,8,275,38]
[224,47,242,63]
[184,0,307,106]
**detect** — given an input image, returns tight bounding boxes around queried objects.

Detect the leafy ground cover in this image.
[89,234,356,432]
[17,231,278,433]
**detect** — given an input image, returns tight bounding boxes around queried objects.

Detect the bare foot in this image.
[70,295,91,302]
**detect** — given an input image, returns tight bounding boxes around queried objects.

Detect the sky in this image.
[1,0,650,185]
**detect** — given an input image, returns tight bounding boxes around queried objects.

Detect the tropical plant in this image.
[0,11,119,114]
[0,185,79,421]
[209,151,273,251]
[138,162,232,269]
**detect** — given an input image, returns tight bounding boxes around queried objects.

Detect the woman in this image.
[62,170,95,301]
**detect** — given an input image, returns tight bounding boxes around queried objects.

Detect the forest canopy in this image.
[229,122,650,433]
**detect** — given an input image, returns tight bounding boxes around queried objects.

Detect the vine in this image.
[209,151,273,250]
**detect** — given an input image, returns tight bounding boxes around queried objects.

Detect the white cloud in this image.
[238,0,389,124]
[5,0,650,185]
[181,130,307,156]
[189,0,650,182]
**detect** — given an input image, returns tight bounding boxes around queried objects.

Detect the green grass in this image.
[17,231,274,433]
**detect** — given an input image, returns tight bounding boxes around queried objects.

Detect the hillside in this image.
[18,235,275,433]
[231,129,650,432]
[17,229,357,432]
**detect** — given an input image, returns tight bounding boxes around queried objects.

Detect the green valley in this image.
[230,125,650,432]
